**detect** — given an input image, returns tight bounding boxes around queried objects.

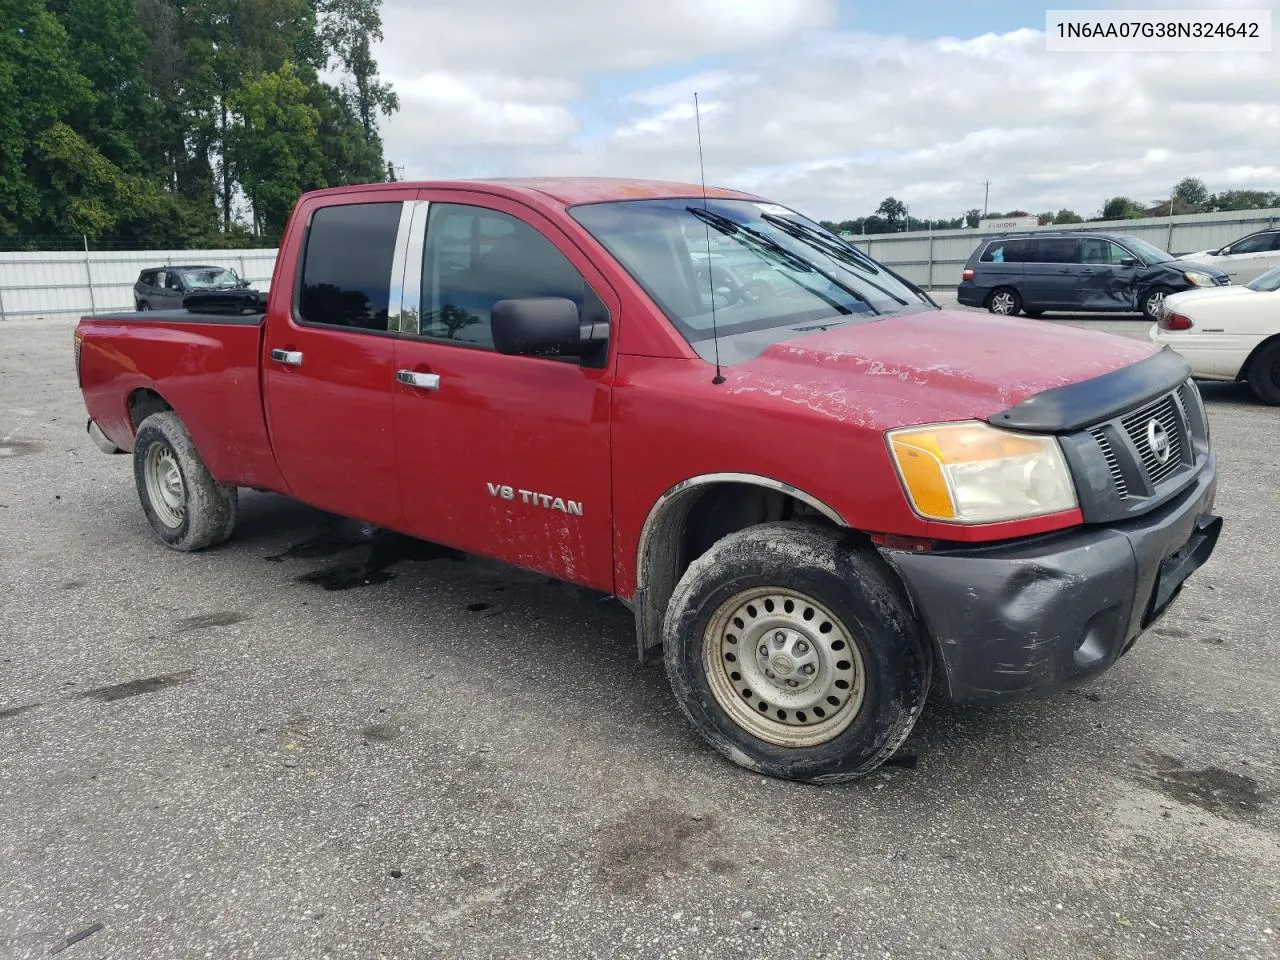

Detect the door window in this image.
[1228,232,1279,255]
[417,204,590,348]
[299,202,404,332]
[1081,238,1131,265]
[1031,238,1082,264]
[164,272,183,291]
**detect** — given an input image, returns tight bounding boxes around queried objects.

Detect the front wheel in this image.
[663,523,930,783]
[1141,286,1172,321]
[987,287,1021,316]
[133,411,237,551]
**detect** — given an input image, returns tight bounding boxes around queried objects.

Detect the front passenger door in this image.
[1079,238,1137,310]
[392,195,618,591]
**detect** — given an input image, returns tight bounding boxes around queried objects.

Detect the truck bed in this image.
[77,310,287,492]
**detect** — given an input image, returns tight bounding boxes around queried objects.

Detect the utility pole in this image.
[983,180,990,217]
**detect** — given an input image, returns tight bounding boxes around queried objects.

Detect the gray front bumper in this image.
[880,456,1220,703]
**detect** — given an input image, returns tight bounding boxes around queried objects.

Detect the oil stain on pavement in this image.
[267,520,465,591]
[78,670,195,703]
[1135,752,1268,818]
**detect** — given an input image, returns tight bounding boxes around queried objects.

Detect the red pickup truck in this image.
[75,178,1222,782]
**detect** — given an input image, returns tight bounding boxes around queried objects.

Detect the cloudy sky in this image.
[374,0,1279,222]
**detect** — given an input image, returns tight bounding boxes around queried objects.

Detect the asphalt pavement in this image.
[1,309,1277,960]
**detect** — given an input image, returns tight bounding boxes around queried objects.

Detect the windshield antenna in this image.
[695,92,725,385]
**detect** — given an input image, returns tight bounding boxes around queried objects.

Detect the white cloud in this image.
[375,2,1280,221]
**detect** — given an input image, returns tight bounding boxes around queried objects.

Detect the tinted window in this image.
[980,239,1031,263]
[164,272,183,290]
[1230,232,1278,255]
[1081,238,1131,265]
[1031,237,1081,264]
[419,204,587,348]
[300,202,403,331]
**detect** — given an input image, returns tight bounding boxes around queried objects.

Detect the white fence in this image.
[0,248,278,319]
[849,207,1280,289]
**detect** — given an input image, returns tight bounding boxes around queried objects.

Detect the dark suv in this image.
[134,265,248,311]
[957,232,1229,320]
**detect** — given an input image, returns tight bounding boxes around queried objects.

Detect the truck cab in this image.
[76,179,1222,783]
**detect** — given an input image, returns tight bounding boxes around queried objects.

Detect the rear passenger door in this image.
[1023,237,1080,309]
[390,192,618,590]
[978,238,1027,303]
[262,192,417,529]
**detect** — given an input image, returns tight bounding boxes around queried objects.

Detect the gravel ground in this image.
[1,309,1277,960]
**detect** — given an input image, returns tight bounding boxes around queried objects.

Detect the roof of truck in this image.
[304,177,761,207]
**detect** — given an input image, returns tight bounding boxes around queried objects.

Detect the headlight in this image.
[1183,271,1215,287]
[887,421,1078,524]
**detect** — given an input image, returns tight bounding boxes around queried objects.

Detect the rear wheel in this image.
[663,523,930,783]
[987,287,1021,316]
[137,301,150,311]
[1246,339,1280,405]
[1141,286,1172,321]
[133,411,237,551]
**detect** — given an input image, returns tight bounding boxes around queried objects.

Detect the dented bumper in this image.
[880,455,1220,703]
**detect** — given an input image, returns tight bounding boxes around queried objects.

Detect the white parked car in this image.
[1150,266,1280,404]
[1183,227,1280,284]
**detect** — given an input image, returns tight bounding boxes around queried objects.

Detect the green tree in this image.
[1053,209,1084,224]
[228,62,326,237]
[964,208,981,228]
[1210,189,1280,211]
[1172,177,1209,207]
[876,197,907,228]
[319,0,399,160]
[1101,197,1144,220]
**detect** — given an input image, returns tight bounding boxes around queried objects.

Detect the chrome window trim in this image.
[400,200,429,337]
[387,200,419,334]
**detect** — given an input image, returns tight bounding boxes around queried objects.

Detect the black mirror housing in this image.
[492,297,583,357]
[1120,257,1140,267]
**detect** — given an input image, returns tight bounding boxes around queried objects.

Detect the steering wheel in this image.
[696,264,747,305]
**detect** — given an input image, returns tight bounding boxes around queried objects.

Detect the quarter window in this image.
[418,204,590,348]
[299,202,403,332]
[980,239,1031,263]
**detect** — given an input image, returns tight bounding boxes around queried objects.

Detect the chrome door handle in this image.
[270,348,303,366]
[396,369,440,390]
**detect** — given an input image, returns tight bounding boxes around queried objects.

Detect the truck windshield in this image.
[179,267,241,289]
[569,198,931,342]
[1119,237,1175,265]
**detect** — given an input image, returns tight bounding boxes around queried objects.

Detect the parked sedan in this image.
[134,265,248,310]
[1183,227,1280,285]
[1151,266,1280,404]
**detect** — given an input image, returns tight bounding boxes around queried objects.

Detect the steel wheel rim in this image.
[703,587,867,748]
[990,292,1015,314]
[144,443,186,528]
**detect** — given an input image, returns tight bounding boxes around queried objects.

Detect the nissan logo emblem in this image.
[1146,419,1172,465]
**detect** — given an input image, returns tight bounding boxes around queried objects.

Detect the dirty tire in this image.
[1246,339,1280,405]
[132,411,237,551]
[986,287,1021,316]
[663,523,930,783]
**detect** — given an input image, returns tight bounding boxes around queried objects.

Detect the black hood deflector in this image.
[989,348,1192,433]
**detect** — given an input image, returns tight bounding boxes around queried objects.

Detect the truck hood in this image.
[723,308,1157,430]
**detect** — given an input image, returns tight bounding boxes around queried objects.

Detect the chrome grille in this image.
[1120,394,1186,487]
[1090,428,1129,500]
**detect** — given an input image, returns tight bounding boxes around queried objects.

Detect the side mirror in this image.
[492,297,597,358]
[1215,246,1230,256]
[1120,257,1140,267]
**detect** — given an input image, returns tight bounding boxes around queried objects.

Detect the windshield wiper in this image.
[688,207,880,316]
[761,214,911,307]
